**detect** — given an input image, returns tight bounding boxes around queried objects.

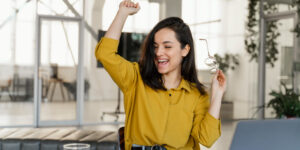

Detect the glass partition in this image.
[265,17,296,118]
[39,19,80,121]
[0,0,35,126]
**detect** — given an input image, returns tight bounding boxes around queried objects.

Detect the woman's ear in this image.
[181,44,190,57]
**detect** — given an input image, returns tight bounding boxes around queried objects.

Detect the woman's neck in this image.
[162,71,182,90]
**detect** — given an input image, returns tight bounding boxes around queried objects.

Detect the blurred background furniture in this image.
[44,64,69,102]
[0,79,14,101]
[62,80,90,101]
[12,74,33,101]
[47,78,69,102]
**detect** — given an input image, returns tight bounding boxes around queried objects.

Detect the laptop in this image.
[230,119,300,150]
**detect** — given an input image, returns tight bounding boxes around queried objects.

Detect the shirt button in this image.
[169,94,172,96]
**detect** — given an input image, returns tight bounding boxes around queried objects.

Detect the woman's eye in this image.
[165,46,171,48]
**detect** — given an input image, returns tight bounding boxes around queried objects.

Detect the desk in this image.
[45,78,71,102]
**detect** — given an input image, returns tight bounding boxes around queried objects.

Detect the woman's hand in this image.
[211,70,227,100]
[119,0,140,16]
[208,70,226,119]
[104,0,140,40]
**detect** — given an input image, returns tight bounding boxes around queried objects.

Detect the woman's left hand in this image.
[211,70,227,98]
[208,70,227,119]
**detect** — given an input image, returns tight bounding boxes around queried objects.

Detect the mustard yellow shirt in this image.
[95,37,221,150]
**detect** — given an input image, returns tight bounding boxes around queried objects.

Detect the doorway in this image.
[262,11,299,118]
[35,15,84,126]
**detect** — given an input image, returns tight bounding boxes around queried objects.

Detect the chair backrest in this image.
[118,127,125,150]
[0,79,11,87]
[230,119,300,150]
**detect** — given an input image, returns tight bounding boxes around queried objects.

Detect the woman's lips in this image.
[157,60,169,68]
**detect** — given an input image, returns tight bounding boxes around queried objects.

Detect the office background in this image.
[0,0,299,149]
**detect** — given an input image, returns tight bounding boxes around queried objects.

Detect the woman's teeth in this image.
[158,59,168,63]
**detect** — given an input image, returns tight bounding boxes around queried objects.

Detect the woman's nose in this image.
[155,47,164,56]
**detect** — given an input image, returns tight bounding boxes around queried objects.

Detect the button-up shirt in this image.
[95,37,221,150]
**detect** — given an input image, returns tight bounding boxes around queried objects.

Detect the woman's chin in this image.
[158,69,168,75]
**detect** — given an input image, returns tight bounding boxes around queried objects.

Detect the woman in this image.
[95,1,226,150]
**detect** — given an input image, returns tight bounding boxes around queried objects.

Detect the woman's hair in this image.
[139,17,207,95]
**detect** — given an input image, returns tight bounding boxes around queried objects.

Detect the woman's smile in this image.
[156,58,169,69]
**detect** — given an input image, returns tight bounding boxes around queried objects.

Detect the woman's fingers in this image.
[219,70,225,79]
[126,1,139,10]
[213,69,225,86]
[121,0,134,7]
[211,70,226,93]
[121,1,127,7]
[217,70,226,87]
[123,0,136,8]
[119,0,140,15]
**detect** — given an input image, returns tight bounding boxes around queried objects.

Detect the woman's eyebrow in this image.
[163,41,173,44]
[153,41,173,44]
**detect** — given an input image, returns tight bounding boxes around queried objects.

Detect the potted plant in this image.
[267,82,300,118]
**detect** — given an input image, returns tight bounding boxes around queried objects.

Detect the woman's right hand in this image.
[103,0,139,39]
[119,0,140,16]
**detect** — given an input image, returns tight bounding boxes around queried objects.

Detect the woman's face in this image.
[153,28,189,75]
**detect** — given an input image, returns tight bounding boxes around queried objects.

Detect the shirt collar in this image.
[177,78,192,93]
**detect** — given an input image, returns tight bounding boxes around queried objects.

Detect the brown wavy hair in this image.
[139,17,206,95]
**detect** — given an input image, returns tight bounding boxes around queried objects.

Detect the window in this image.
[0,1,13,64]
[182,0,224,70]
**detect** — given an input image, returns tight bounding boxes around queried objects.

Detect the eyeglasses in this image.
[199,38,219,73]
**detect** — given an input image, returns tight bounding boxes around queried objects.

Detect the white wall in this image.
[212,0,258,119]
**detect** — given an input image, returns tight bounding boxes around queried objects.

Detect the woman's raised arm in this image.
[95,0,141,92]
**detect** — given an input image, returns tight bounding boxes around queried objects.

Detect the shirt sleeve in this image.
[191,94,221,148]
[94,37,138,93]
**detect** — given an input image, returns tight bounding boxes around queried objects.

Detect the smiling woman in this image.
[95,0,227,149]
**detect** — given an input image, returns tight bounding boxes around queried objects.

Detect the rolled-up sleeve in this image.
[191,94,221,148]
